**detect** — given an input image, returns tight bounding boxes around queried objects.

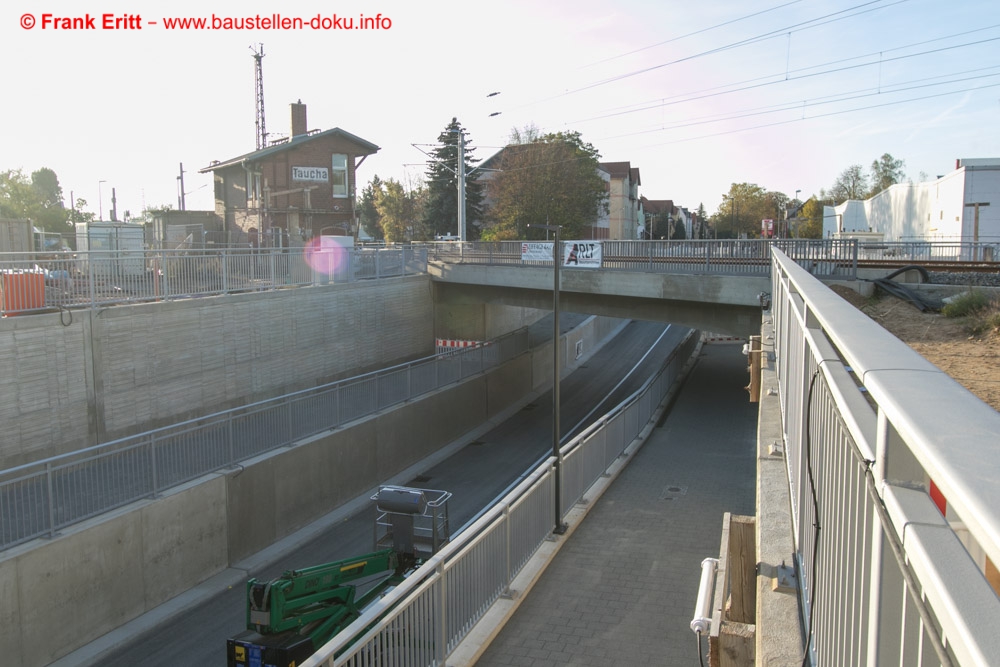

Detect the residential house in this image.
[200,101,379,245]
[599,162,642,240]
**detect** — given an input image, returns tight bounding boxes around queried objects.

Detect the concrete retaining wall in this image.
[0,277,437,469]
[0,347,533,666]
[0,314,623,666]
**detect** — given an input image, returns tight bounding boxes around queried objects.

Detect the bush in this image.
[942,290,1000,336]
[942,290,990,318]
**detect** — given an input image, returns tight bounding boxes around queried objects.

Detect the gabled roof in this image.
[642,199,674,215]
[199,127,379,173]
[598,161,631,178]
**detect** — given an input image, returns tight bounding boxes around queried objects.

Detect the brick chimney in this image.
[290,100,307,138]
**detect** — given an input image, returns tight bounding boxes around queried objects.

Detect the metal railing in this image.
[0,246,428,315]
[426,239,861,278]
[856,240,999,262]
[770,247,1000,666]
[0,328,529,551]
[303,329,700,666]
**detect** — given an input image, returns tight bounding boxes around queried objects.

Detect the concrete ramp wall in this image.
[0,276,436,470]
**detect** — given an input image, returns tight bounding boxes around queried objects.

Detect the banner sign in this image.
[520,241,602,268]
[562,241,602,268]
[520,242,553,262]
[292,166,329,182]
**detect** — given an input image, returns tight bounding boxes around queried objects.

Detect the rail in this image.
[0,327,528,551]
[426,239,861,278]
[770,247,1000,665]
[302,328,700,666]
[0,246,427,315]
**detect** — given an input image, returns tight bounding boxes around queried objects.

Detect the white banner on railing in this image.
[520,241,602,268]
[563,241,602,268]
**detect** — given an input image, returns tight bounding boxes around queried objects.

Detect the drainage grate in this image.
[659,485,688,500]
[409,474,432,485]
[521,403,538,411]
[467,440,485,447]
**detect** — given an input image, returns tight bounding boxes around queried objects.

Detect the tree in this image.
[358,175,384,240]
[798,198,826,238]
[481,128,607,240]
[830,164,869,203]
[696,203,707,238]
[375,178,424,243]
[421,118,485,239]
[0,167,73,237]
[869,153,905,196]
[68,198,96,224]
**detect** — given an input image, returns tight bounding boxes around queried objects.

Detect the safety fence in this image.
[770,248,1000,665]
[856,240,999,262]
[0,246,427,315]
[427,239,860,278]
[303,329,700,667]
[0,327,529,551]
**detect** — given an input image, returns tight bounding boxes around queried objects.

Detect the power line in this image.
[582,0,808,68]
[598,68,1000,140]
[631,81,1000,148]
[572,23,1000,123]
[568,34,1000,126]
[511,0,909,109]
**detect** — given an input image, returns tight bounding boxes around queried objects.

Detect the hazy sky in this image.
[4,0,999,223]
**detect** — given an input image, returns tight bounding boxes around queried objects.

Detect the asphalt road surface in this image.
[96,318,689,666]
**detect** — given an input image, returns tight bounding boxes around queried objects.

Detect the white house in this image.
[823,158,1000,242]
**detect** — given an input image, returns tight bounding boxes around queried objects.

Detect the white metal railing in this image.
[426,239,862,278]
[0,246,427,315]
[770,247,1000,666]
[0,328,528,551]
[302,329,700,667]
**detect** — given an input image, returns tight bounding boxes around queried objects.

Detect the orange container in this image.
[1,272,45,315]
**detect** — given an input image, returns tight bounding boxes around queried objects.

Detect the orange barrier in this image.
[1,271,45,315]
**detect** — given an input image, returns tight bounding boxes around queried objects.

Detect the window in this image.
[331,154,348,197]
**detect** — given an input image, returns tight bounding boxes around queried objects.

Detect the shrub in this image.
[942,290,990,318]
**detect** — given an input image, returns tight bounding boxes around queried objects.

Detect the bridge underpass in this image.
[430,262,772,339]
[61,320,703,666]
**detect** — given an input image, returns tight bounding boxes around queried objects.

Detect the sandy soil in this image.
[829,285,1000,413]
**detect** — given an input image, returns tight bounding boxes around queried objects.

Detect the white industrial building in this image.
[823,158,999,242]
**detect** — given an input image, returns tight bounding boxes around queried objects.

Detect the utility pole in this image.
[965,202,991,260]
[457,130,467,242]
[178,162,186,211]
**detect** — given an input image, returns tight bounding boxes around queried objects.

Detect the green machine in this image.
[227,486,451,667]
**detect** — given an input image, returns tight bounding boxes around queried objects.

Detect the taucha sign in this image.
[292,166,329,182]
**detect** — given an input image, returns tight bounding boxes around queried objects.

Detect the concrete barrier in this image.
[1,475,229,667]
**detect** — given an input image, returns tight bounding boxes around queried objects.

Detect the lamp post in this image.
[529,222,567,535]
[98,180,107,221]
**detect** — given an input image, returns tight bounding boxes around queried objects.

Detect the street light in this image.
[529,222,567,535]
[98,180,107,221]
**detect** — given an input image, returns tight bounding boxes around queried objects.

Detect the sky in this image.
[3,0,999,224]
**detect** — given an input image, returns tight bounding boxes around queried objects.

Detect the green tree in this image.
[421,118,485,239]
[68,197,96,224]
[869,153,906,196]
[713,183,768,238]
[798,198,826,238]
[375,178,423,243]
[358,175,384,240]
[0,167,73,237]
[481,128,607,240]
[830,164,869,203]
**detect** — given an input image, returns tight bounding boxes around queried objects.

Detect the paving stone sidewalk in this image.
[477,343,759,666]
